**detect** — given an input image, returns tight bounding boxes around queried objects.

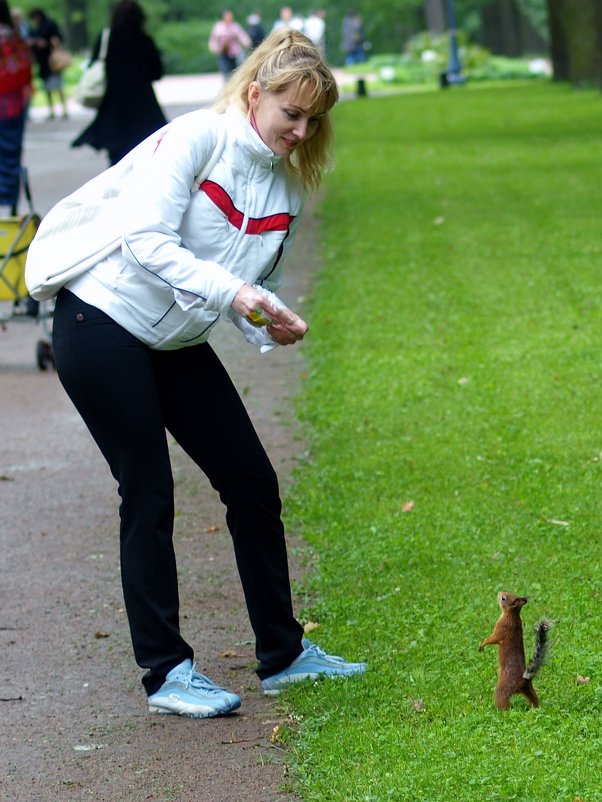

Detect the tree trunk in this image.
[424,0,446,33]
[566,0,601,86]
[595,0,602,89]
[546,0,569,80]
[548,0,602,86]
[480,0,537,56]
[65,0,88,51]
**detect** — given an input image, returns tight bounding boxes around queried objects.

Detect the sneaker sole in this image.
[148,699,241,718]
[262,667,367,696]
[262,670,340,695]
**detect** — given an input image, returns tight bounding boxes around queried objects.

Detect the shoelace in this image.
[175,664,226,695]
[303,643,347,663]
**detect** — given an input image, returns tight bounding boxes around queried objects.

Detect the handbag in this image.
[48,41,72,73]
[72,28,110,109]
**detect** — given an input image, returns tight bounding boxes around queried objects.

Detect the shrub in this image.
[155,20,218,75]
[365,30,548,86]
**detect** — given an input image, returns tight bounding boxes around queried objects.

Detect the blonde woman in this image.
[27,29,366,718]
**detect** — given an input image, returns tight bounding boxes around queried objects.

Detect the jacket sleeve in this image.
[118,113,245,315]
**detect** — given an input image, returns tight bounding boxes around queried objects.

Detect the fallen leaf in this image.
[204,524,221,533]
[221,650,238,658]
[94,631,110,639]
[270,725,281,744]
[303,621,320,634]
[402,501,414,513]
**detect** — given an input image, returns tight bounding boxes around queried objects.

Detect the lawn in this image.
[281,82,602,801]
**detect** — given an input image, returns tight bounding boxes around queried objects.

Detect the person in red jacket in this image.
[0,0,31,213]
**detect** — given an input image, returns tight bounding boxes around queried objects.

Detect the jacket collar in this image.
[224,106,283,170]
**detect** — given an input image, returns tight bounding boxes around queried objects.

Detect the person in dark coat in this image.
[28,7,68,119]
[72,0,166,166]
[245,13,265,50]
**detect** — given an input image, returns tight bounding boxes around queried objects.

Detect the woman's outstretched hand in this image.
[231,283,308,346]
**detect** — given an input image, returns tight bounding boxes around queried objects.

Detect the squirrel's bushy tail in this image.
[523,619,553,680]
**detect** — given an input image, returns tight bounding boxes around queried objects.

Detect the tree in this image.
[546,0,569,80]
[424,0,446,32]
[547,0,602,87]
[64,0,88,51]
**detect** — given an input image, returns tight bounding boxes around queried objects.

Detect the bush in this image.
[365,30,548,86]
[469,55,550,81]
[155,20,218,75]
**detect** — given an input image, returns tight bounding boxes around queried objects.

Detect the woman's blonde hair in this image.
[214,28,339,193]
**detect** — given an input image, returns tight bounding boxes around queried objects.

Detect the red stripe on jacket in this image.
[200,180,294,234]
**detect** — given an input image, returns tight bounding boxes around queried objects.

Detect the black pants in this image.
[53,290,304,694]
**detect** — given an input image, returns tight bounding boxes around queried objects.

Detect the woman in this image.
[26,29,366,718]
[208,9,251,80]
[72,0,166,165]
[0,0,31,213]
[27,7,68,119]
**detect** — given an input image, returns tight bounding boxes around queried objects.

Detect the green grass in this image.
[282,82,602,801]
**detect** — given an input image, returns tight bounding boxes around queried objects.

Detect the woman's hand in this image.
[231,283,308,346]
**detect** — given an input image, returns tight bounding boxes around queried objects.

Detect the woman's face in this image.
[247,82,325,158]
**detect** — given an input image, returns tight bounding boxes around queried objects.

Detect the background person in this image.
[303,9,327,55]
[27,7,68,119]
[340,10,367,65]
[0,0,31,213]
[246,11,265,50]
[71,0,166,166]
[26,28,366,719]
[10,5,28,38]
[208,9,251,80]
[271,6,304,32]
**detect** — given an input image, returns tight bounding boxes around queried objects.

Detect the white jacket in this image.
[25,107,305,351]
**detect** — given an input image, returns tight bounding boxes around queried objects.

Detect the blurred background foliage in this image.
[18,0,602,88]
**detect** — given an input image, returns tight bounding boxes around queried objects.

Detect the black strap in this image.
[19,167,34,213]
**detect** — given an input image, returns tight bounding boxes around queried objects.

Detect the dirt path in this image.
[0,106,322,802]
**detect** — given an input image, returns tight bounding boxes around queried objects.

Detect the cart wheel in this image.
[36,340,55,371]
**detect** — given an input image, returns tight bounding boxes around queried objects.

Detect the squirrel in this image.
[479,591,552,710]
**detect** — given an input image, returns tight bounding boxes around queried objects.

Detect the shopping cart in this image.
[0,169,54,370]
